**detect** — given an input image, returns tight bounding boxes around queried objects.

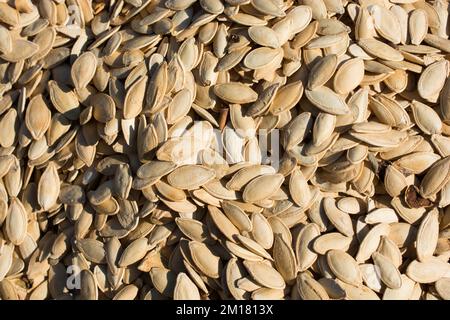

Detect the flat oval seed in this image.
[333,58,365,94]
[244,47,281,70]
[189,241,222,279]
[243,260,286,290]
[243,174,284,203]
[213,83,258,104]
[372,252,402,289]
[71,52,97,90]
[167,165,216,190]
[327,249,362,286]
[305,87,350,115]
[248,26,280,48]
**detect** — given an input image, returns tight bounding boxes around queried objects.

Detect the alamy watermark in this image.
[166,123,282,170]
[67,5,82,28]
[66,265,81,290]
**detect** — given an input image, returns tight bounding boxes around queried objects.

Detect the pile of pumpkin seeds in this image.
[0,0,449,300]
